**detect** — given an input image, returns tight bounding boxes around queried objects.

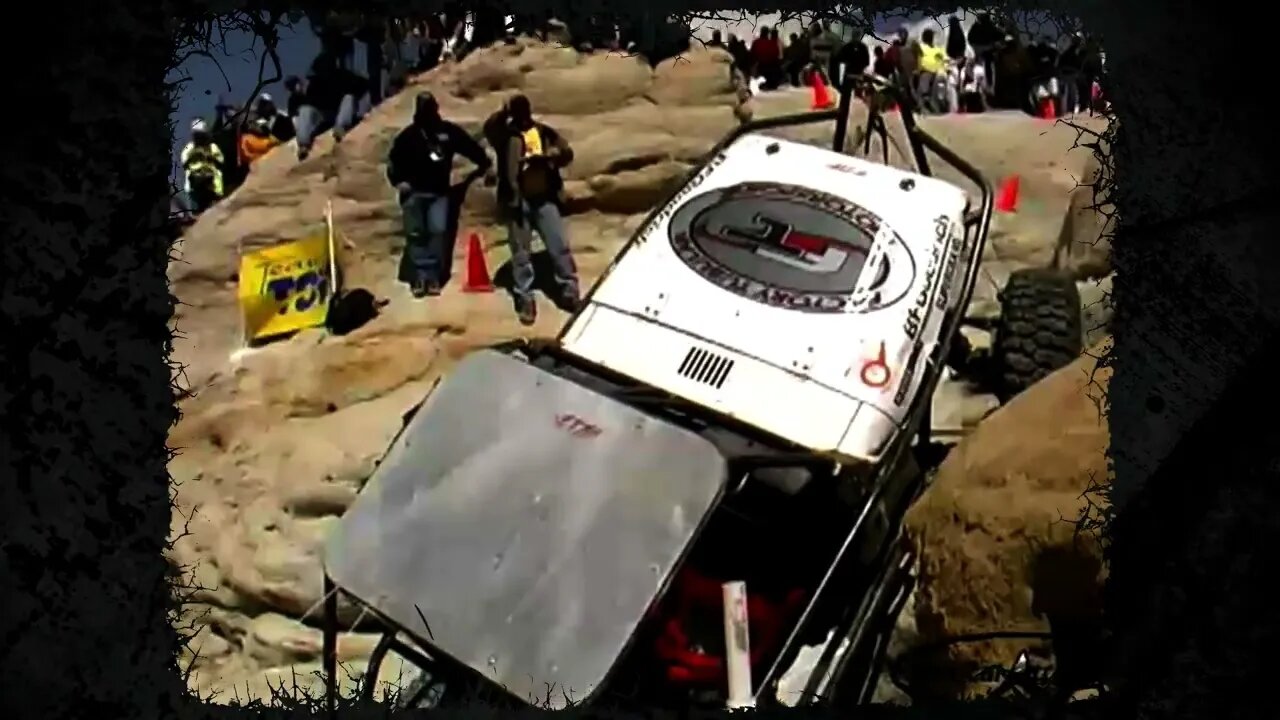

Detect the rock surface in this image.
[1054,153,1114,281]
[167,40,1114,703]
[900,337,1111,698]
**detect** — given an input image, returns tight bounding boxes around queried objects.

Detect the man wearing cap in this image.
[180,119,225,213]
[386,92,492,298]
[499,94,579,326]
[248,92,295,142]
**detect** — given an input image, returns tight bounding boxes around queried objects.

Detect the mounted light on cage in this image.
[859,342,892,388]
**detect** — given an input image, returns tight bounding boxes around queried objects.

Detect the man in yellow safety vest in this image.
[916,28,950,113]
[180,119,226,214]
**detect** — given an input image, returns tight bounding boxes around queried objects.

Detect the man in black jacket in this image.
[834,35,870,90]
[499,94,578,326]
[966,11,1003,91]
[945,15,968,62]
[386,92,492,298]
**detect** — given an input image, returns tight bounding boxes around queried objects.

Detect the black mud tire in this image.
[990,268,1083,403]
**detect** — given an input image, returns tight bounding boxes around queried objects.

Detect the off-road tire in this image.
[990,268,1083,403]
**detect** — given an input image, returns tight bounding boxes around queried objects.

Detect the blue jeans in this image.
[507,201,578,302]
[401,191,451,285]
[294,94,358,152]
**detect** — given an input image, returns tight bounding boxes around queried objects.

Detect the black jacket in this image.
[968,17,1002,49]
[1058,42,1085,74]
[836,40,870,75]
[946,22,968,60]
[386,120,491,195]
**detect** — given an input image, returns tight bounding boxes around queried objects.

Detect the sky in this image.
[167,19,323,178]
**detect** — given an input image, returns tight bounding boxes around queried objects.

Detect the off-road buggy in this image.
[318,73,1083,712]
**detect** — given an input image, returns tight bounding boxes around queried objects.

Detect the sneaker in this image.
[516,298,537,326]
[424,282,442,297]
[410,280,429,298]
[297,147,310,162]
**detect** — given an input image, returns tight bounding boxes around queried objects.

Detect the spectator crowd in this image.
[176,11,1107,227]
[715,13,1106,119]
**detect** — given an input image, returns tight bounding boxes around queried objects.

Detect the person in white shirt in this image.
[956,56,989,113]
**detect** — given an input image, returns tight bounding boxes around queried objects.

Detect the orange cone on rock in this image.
[462,232,494,293]
[995,175,1021,213]
[810,71,834,110]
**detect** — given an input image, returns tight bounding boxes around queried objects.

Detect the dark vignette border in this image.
[2,0,1273,718]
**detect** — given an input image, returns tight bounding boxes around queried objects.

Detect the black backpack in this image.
[515,126,558,204]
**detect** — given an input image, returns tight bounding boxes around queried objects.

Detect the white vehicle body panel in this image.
[559,134,971,462]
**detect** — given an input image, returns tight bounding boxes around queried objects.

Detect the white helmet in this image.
[191,119,209,134]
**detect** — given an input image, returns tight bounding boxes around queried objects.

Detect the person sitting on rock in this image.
[180,119,225,214]
[238,117,280,171]
[386,92,492,298]
[499,94,579,326]
[295,50,368,161]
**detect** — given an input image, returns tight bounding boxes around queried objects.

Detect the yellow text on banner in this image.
[238,234,334,342]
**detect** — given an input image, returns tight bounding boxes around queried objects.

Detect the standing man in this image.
[499,94,579,326]
[1056,32,1087,115]
[885,26,919,104]
[386,92,492,298]
[834,34,870,91]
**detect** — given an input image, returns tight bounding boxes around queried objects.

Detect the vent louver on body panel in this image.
[678,346,735,389]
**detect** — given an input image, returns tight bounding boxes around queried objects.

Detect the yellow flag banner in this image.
[237,233,334,342]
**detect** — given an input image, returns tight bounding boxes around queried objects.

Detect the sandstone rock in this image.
[281,481,359,518]
[901,338,1111,698]
[177,605,236,670]
[449,55,526,99]
[212,500,366,625]
[519,53,654,115]
[243,613,386,668]
[194,650,413,705]
[647,47,739,106]
[562,128,705,181]
[1078,272,1114,348]
[1054,153,1114,280]
[578,161,692,215]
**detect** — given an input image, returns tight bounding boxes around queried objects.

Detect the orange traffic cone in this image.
[810,71,834,110]
[995,175,1021,213]
[1038,96,1056,120]
[461,232,495,293]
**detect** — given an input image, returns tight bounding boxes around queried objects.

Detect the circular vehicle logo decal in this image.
[667,181,917,314]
